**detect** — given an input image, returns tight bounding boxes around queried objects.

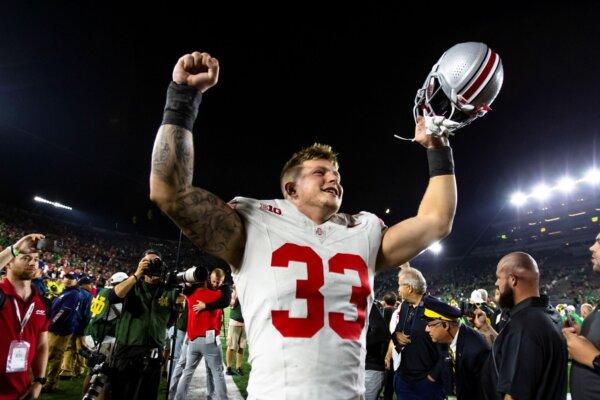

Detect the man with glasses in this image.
[424,296,489,400]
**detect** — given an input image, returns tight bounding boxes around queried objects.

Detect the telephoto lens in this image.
[175,266,208,284]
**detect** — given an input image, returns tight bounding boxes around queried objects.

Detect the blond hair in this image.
[280,143,339,197]
[211,268,225,280]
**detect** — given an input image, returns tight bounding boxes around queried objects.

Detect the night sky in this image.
[1,3,599,257]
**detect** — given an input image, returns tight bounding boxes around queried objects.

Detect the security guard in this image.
[108,250,181,400]
[424,297,490,400]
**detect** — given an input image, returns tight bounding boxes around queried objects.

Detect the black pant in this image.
[109,344,163,400]
[384,369,394,400]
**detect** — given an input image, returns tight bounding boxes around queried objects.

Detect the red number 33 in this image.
[270,243,370,340]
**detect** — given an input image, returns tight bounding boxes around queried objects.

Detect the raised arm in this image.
[376,117,457,270]
[0,233,44,269]
[149,52,245,269]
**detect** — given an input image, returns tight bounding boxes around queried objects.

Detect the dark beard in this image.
[13,270,35,281]
[498,285,515,309]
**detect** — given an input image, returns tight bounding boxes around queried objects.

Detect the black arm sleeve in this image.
[109,289,125,304]
[204,284,232,311]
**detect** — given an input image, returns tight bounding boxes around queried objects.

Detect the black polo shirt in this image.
[482,296,568,400]
[393,295,443,382]
[571,303,600,399]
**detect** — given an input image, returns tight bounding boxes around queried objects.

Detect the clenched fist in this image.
[173,51,220,93]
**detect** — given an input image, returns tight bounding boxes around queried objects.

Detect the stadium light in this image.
[34,196,73,211]
[510,192,527,207]
[428,242,442,255]
[507,167,600,207]
[556,177,576,193]
[532,184,551,201]
[583,168,600,185]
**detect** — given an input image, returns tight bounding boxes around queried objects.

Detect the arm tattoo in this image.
[151,125,193,188]
[151,124,245,264]
[170,188,244,257]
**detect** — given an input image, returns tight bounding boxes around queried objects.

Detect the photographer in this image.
[82,272,128,399]
[108,250,181,400]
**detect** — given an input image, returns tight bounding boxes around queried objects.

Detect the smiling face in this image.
[288,159,343,214]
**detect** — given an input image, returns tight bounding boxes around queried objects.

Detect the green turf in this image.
[40,376,86,400]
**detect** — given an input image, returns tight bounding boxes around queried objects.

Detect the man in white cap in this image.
[82,272,129,396]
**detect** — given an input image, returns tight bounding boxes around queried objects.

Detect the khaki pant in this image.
[226,323,247,351]
[61,335,86,377]
[45,333,72,389]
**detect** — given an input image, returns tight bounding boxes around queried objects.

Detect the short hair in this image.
[383,291,397,306]
[280,143,339,197]
[398,267,427,295]
[143,249,162,259]
[211,268,225,280]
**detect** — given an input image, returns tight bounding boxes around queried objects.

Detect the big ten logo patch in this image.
[260,203,282,216]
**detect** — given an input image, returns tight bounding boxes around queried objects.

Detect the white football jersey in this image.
[230,197,385,400]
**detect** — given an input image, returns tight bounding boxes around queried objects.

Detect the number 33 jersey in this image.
[230,197,385,400]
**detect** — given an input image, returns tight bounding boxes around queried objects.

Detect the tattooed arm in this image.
[150,52,246,270]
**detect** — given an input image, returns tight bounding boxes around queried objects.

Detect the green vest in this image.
[85,288,117,343]
[230,301,244,323]
[114,281,177,348]
[176,303,188,332]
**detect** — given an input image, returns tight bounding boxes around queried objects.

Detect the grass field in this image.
[40,308,250,399]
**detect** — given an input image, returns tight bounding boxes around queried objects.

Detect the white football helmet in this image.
[414,42,504,133]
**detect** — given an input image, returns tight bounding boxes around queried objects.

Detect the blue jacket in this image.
[75,288,93,336]
[49,286,80,336]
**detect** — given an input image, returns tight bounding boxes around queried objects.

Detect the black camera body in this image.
[145,258,167,277]
[36,238,60,253]
[460,300,492,319]
[144,256,208,289]
[79,347,107,368]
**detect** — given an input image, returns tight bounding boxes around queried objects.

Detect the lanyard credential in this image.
[13,299,35,338]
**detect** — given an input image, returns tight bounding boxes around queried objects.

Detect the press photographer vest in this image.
[114,281,177,348]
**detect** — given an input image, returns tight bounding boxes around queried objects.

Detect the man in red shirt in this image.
[170,277,228,400]
[0,233,49,400]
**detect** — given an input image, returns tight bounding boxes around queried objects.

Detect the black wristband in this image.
[33,376,47,385]
[427,146,454,177]
[161,82,203,132]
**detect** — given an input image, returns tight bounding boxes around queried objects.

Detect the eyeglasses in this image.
[426,321,446,328]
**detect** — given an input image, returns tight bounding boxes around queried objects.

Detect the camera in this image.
[36,238,60,253]
[172,266,208,285]
[145,258,167,277]
[83,363,110,400]
[79,348,110,400]
[459,300,476,318]
[79,347,106,368]
[460,300,492,320]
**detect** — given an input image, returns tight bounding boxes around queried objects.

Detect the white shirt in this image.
[450,325,459,360]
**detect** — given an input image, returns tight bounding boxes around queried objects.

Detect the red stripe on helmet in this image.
[461,50,498,102]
